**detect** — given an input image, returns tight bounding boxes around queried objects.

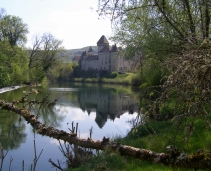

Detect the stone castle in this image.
[73,35,139,73]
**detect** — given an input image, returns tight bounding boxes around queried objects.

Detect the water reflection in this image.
[0,83,140,171]
[28,104,65,128]
[79,92,139,128]
[49,83,140,129]
[0,111,26,150]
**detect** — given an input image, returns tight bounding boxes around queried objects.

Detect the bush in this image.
[110,71,118,78]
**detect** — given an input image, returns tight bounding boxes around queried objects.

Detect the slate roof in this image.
[97,35,109,45]
[86,55,99,61]
[110,44,118,52]
[99,46,110,53]
[88,47,93,52]
[81,51,87,57]
[72,55,81,62]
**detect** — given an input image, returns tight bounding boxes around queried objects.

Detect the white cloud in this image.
[50,139,60,146]
[54,105,86,121]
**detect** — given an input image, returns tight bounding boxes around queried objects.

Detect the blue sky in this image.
[1,0,112,49]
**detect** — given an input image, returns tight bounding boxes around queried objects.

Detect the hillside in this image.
[59,46,98,62]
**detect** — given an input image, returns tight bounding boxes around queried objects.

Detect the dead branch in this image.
[0,100,211,170]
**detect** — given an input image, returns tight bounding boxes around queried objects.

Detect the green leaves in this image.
[0,41,29,87]
[0,14,28,47]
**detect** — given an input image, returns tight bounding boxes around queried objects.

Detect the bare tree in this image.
[0,8,6,19]
[28,33,63,73]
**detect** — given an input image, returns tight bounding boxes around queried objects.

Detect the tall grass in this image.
[67,152,186,171]
[72,73,139,85]
[65,118,210,171]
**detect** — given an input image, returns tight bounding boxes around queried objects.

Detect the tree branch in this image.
[0,100,211,170]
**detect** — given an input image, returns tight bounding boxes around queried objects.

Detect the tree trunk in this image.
[0,100,211,170]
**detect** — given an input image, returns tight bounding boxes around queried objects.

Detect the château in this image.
[73,35,140,73]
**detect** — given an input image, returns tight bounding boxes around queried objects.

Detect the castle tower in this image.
[88,47,94,56]
[97,35,109,53]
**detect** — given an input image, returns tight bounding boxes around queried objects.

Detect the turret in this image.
[88,47,94,56]
[97,35,109,53]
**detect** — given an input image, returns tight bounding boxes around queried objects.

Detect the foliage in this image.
[99,0,210,42]
[122,117,211,155]
[47,61,77,82]
[0,13,28,47]
[98,0,211,93]
[139,58,165,89]
[109,71,118,78]
[28,33,63,83]
[0,41,29,87]
[72,73,136,85]
[149,45,211,141]
[68,152,179,171]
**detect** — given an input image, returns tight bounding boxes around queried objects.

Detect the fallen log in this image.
[0,100,211,170]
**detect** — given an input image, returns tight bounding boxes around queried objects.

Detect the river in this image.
[0,82,140,171]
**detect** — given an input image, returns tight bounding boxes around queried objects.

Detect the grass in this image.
[67,152,189,171]
[64,118,211,171]
[72,73,137,85]
[66,152,201,171]
[121,119,211,153]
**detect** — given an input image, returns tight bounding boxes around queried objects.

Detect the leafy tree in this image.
[151,45,211,132]
[47,61,77,82]
[0,41,29,87]
[0,13,28,47]
[98,0,210,43]
[98,0,211,142]
[98,0,211,88]
[28,33,63,83]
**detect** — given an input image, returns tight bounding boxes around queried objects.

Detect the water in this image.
[0,82,140,171]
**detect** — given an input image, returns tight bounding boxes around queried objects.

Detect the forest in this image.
[0,8,77,88]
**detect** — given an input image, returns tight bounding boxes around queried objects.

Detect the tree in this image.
[98,0,211,43]
[0,14,28,47]
[98,0,211,146]
[0,41,29,87]
[28,33,63,83]
[0,8,6,19]
[47,61,77,82]
[98,0,211,67]
[150,45,211,141]
[1,98,211,170]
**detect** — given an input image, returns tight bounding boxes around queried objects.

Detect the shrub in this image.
[110,71,118,78]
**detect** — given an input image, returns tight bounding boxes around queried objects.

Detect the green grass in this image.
[120,119,211,154]
[66,152,200,171]
[72,73,137,85]
[67,153,171,171]
[64,118,211,171]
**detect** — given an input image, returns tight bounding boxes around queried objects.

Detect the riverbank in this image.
[0,85,22,94]
[72,72,141,86]
[66,118,211,171]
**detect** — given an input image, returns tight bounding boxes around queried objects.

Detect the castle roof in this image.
[98,45,110,53]
[88,47,93,52]
[86,55,98,61]
[97,35,109,45]
[110,44,118,52]
[81,51,87,57]
[72,55,81,62]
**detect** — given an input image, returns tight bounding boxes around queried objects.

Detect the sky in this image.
[0,0,113,49]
